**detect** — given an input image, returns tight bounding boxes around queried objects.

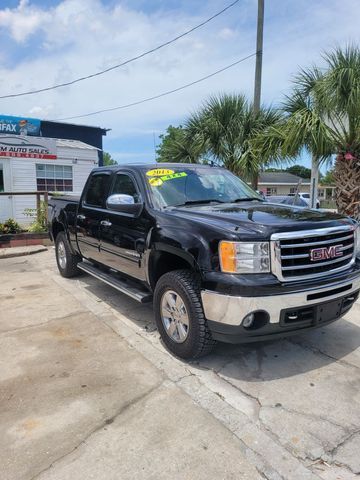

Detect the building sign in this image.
[0,115,41,136]
[0,135,57,159]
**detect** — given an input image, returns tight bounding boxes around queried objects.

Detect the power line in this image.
[0,0,240,100]
[56,53,256,121]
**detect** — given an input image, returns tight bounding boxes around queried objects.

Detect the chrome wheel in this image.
[160,290,189,343]
[57,240,67,269]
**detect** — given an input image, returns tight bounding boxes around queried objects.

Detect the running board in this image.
[78,261,153,304]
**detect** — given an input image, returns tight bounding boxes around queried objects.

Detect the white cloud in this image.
[218,27,237,40]
[28,104,56,117]
[0,0,50,43]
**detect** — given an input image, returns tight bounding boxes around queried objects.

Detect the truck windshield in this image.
[144,166,263,209]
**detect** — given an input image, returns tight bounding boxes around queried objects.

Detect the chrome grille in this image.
[271,226,356,282]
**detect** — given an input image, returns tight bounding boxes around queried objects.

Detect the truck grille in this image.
[271,226,356,282]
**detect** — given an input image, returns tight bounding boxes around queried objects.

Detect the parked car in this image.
[49,164,360,359]
[287,192,320,209]
[266,195,316,208]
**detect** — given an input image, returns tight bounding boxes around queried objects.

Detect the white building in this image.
[258,172,335,201]
[0,135,99,224]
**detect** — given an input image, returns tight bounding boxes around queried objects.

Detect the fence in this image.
[0,191,49,223]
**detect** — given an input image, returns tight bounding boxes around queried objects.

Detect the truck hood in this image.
[169,201,352,238]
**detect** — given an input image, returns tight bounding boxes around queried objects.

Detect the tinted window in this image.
[145,167,261,208]
[282,196,307,207]
[111,174,140,202]
[85,174,110,207]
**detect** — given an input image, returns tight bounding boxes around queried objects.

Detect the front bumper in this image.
[201,276,360,343]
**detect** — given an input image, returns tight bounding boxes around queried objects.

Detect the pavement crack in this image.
[216,372,262,409]
[326,428,360,457]
[29,381,164,480]
[174,369,197,382]
[287,338,359,371]
[0,310,88,335]
[264,403,349,432]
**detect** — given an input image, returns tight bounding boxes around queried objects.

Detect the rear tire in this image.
[55,231,81,278]
[154,270,216,359]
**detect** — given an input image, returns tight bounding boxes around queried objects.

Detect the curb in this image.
[0,245,48,259]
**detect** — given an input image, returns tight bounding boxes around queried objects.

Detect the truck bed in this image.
[49,194,80,204]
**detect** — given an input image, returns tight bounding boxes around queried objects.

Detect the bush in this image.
[0,218,22,234]
[24,200,48,233]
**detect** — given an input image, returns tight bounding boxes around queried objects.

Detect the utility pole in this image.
[310,155,319,209]
[253,0,264,114]
[252,0,264,189]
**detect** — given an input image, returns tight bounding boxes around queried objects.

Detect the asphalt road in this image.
[1,248,359,480]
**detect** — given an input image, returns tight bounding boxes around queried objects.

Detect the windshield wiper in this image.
[172,199,226,207]
[233,197,263,203]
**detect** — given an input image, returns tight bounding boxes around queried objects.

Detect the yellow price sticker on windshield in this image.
[161,172,187,181]
[149,177,164,187]
[148,171,187,187]
[146,168,174,177]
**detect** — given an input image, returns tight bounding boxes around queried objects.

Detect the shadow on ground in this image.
[82,276,360,382]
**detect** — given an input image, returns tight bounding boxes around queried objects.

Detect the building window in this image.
[266,187,277,196]
[289,187,297,194]
[36,164,73,192]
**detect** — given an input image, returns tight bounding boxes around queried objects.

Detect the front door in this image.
[76,172,111,263]
[99,172,148,281]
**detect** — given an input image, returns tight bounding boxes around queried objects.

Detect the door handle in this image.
[77,214,86,221]
[100,220,112,227]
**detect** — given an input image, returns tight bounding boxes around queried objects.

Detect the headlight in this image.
[219,241,270,273]
[355,226,360,259]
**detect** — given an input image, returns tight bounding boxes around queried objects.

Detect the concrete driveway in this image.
[1,249,360,480]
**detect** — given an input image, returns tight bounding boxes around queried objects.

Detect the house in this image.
[0,114,109,224]
[0,135,99,224]
[257,171,335,201]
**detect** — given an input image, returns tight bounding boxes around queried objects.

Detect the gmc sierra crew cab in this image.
[48,164,360,359]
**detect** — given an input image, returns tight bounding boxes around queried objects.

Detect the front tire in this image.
[154,270,216,359]
[55,231,81,278]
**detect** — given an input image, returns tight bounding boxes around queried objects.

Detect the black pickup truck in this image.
[49,163,360,359]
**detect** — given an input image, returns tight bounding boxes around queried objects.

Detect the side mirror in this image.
[106,194,143,216]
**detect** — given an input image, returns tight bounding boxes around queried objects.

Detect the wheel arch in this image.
[52,220,65,242]
[148,247,199,290]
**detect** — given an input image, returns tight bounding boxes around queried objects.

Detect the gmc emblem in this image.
[310,244,344,262]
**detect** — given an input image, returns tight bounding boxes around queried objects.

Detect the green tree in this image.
[286,165,311,178]
[258,45,360,218]
[103,152,117,166]
[322,168,335,185]
[156,125,205,163]
[157,94,284,187]
[316,46,360,218]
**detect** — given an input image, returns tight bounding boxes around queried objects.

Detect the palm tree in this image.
[259,46,360,219]
[160,93,284,187]
[316,46,360,218]
[257,78,333,207]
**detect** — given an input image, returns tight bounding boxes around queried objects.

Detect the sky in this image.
[0,0,359,168]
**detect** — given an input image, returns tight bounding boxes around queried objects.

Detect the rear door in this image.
[76,171,111,263]
[99,171,149,281]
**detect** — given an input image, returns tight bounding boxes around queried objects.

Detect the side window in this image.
[84,174,110,207]
[110,174,140,203]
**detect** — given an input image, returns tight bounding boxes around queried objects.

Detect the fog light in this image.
[242,313,255,329]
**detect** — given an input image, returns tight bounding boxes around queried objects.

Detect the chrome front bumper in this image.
[201,276,360,326]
